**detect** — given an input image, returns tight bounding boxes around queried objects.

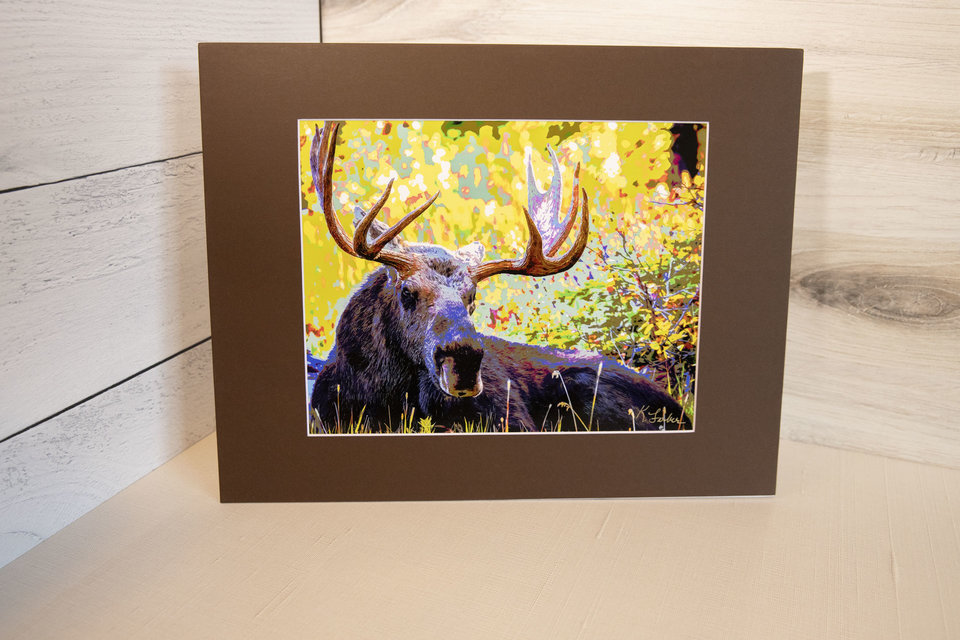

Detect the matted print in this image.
[199,43,801,500]
[300,119,706,435]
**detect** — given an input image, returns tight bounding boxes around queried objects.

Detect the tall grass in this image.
[308,363,690,434]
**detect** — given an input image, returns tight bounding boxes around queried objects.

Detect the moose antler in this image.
[470,148,589,282]
[310,121,439,275]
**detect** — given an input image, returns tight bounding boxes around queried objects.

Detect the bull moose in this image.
[308,121,690,432]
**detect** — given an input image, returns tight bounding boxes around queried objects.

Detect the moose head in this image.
[310,121,590,401]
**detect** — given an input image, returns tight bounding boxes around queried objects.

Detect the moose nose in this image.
[434,335,484,398]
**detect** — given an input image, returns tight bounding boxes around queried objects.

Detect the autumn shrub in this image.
[497,184,703,416]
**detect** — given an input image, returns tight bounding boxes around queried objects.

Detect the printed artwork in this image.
[299,120,706,434]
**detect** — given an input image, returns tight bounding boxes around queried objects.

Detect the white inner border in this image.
[298,119,709,437]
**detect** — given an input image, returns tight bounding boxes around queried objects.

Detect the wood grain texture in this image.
[0,342,213,568]
[784,230,960,467]
[0,156,209,439]
[323,0,960,466]
[1,434,958,638]
[0,0,319,190]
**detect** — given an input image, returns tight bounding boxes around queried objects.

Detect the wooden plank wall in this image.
[0,0,320,566]
[1,0,957,567]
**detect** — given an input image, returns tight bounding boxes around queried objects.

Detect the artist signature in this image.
[634,405,687,430]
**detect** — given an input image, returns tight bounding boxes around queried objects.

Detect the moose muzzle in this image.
[434,340,484,398]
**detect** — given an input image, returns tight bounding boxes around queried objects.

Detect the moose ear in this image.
[353,206,408,251]
[385,265,400,286]
[455,241,486,266]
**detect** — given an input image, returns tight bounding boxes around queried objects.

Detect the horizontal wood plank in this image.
[0,156,210,439]
[322,0,960,465]
[1,433,958,638]
[0,342,213,568]
[0,0,319,190]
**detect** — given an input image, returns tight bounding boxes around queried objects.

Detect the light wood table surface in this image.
[1,434,958,639]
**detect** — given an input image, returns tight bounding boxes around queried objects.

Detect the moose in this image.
[309,121,690,432]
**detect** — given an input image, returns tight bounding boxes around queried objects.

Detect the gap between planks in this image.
[0,151,202,196]
[0,336,211,446]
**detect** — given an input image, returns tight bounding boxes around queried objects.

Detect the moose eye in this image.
[400,285,418,310]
